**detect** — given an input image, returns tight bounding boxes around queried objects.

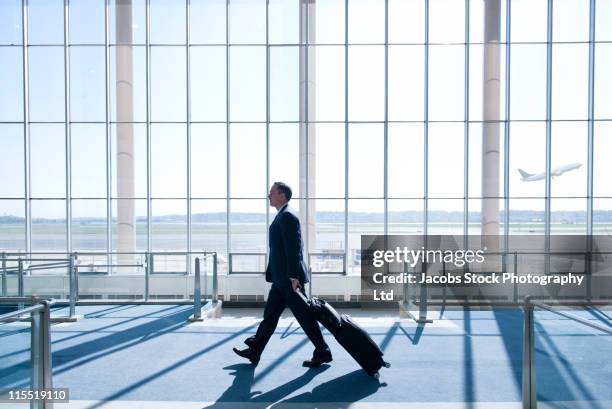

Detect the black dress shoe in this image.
[302,352,332,367]
[233,347,260,365]
[244,336,257,348]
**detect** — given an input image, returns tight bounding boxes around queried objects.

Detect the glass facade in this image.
[0,0,610,274]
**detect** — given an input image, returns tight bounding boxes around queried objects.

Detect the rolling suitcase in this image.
[296,291,390,378]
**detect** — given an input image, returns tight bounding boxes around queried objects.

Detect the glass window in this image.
[349,124,383,198]
[428,199,464,235]
[28,47,65,122]
[551,198,587,234]
[69,0,105,44]
[0,47,23,122]
[553,0,589,43]
[314,123,345,198]
[270,46,299,122]
[229,199,266,254]
[510,0,548,43]
[71,124,107,198]
[70,46,106,122]
[229,124,265,198]
[429,0,465,44]
[229,0,266,44]
[509,121,546,198]
[111,198,147,251]
[468,122,505,199]
[111,124,147,199]
[469,44,507,122]
[191,0,226,44]
[0,0,22,45]
[552,44,589,120]
[111,45,147,122]
[31,200,67,251]
[594,43,612,120]
[191,124,227,198]
[191,199,227,264]
[269,0,299,45]
[311,199,345,251]
[388,123,424,198]
[596,0,612,41]
[594,199,612,235]
[150,0,186,44]
[348,199,383,274]
[110,0,147,45]
[229,46,266,122]
[388,199,424,235]
[428,123,464,198]
[510,44,547,120]
[315,0,345,45]
[0,200,25,251]
[594,122,612,197]
[151,46,186,122]
[190,46,226,122]
[348,46,384,121]
[269,124,300,197]
[509,198,545,235]
[71,199,107,251]
[28,0,64,45]
[312,45,345,122]
[30,124,65,198]
[428,45,465,121]
[348,0,384,44]
[0,125,24,198]
[389,0,425,44]
[151,199,187,251]
[551,122,587,198]
[151,124,187,198]
[388,45,424,121]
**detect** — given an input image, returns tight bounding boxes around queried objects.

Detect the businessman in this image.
[233,182,332,367]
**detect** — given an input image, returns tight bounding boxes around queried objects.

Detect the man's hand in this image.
[290,278,301,292]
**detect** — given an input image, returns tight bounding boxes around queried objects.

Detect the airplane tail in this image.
[518,169,532,178]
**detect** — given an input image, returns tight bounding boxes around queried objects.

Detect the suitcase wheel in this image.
[372,372,380,380]
[384,361,391,368]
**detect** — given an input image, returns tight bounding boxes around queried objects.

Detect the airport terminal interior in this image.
[1,0,612,408]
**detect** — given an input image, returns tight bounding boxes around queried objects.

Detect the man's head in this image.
[268,182,292,209]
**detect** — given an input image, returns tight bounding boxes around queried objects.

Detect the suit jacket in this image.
[265,204,309,285]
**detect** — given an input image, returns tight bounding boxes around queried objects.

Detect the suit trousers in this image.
[251,283,329,355]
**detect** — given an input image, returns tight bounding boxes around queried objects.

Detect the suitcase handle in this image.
[294,288,309,304]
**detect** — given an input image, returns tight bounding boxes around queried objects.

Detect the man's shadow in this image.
[206,363,385,409]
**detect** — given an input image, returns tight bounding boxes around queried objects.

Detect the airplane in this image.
[518,162,582,182]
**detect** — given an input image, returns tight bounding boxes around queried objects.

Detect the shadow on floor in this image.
[205,363,385,409]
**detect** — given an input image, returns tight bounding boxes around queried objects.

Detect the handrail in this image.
[0,303,45,322]
[530,300,612,335]
[190,253,218,321]
[0,297,54,408]
[522,297,612,409]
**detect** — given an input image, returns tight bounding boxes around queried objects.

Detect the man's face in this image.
[268,185,286,208]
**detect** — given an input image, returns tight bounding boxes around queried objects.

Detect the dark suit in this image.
[250,204,329,355]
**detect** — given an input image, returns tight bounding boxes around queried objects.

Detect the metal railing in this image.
[191,253,219,321]
[522,297,612,409]
[400,249,612,323]
[228,252,266,274]
[0,297,54,409]
[0,251,223,308]
[308,252,346,275]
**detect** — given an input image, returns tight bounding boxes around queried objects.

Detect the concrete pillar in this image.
[482,0,501,247]
[299,0,316,256]
[115,0,136,265]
